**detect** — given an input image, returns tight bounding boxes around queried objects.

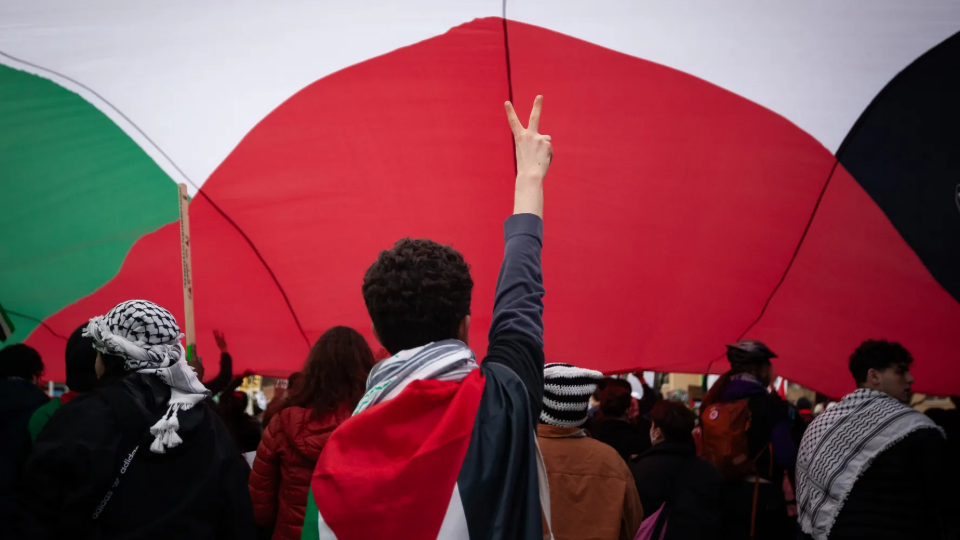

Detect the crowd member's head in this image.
[86,299,209,453]
[65,323,98,392]
[700,339,776,410]
[849,339,914,404]
[362,238,473,355]
[0,343,44,387]
[725,340,777,386]
[648,400,698,446]
[286,326,375,419]
[539,363,602,428]
[221,390,250,420]
[598,378,633,419]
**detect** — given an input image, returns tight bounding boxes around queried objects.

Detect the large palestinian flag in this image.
[2,1,958,399]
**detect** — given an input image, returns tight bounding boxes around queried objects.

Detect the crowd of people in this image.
[1,96,957,539]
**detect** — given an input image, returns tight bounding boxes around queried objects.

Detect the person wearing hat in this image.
[701,340,798,540]
[12,300,254,540]
[537,363,644,540]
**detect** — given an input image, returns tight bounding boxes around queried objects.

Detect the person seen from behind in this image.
[796,339,957,540]
[12,299,254,540]
[630,400,723,540]
[699,339,797,540]
[926,398,960,512]
[301,96,552,539]
[218,380,262,461]
[248,326,374,540]
[537,363,643,540]
[0,343,47,527]
[27,323,99,442]
[592,377,652,462]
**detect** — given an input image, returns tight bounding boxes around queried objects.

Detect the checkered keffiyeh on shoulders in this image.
[85,300,210,454]
[796,388,943,539]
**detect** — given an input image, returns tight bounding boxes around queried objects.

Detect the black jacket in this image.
[593,417,651,462]
[0,377,49,526]
[826,428,957,540]
[12,373,255,540]
[629,440,723,540]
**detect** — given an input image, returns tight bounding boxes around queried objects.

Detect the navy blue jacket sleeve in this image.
[488,213,545,347]
[482,213,545,423]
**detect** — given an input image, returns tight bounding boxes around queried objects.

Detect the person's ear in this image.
[95,352,105,379]
[458,315,471,345]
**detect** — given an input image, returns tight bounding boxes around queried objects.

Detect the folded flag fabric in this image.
[303,340,487,540]
[304,373,485,540]
[0,302,14,342]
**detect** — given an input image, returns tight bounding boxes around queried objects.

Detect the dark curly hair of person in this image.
[849,339,913,385]
[362,238,473,354]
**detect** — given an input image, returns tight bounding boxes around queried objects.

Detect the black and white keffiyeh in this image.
[796,388,944,539]
[540,363,602,428]
[84,299,210,454]
[354,339,478,414]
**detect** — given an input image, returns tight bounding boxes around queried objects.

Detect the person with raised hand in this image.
[302,96,552,540]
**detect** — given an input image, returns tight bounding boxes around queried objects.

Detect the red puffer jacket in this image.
[248,404,352,540]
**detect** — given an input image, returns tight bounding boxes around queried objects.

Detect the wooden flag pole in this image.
[178,183,196,362]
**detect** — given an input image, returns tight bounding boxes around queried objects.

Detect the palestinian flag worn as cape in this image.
[303,371,486,539]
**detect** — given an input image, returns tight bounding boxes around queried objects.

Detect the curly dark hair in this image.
[362,238,473,354]
[849,339,913,385]
[0,343,44,380]
[285,326,375,419]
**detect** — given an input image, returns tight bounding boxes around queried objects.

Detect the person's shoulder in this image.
[692,456,724,482]
[50,389,109,421]
[749,391,788,417]
[34,391,113,446]
[581,436,635,479]
[26,397,59,435]
[898,423,947,450]
[0,377,49,409]
[482,332,543,369]
[480,355,528,389]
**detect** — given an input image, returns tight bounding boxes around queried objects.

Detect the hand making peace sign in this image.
[505,95,552,218]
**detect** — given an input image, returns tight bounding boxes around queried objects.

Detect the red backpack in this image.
[698,399,755,480]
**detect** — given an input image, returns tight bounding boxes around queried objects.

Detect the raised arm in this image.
[488,96,552,347]
[505,95,552,220]
[204,330,234,396]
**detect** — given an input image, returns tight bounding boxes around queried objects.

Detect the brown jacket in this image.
[538,424,645,540]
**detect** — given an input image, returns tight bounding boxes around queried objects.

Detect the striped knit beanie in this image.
[540,362,603,428]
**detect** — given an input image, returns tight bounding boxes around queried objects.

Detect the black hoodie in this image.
[12,373,254,540]
[0,377,48,527]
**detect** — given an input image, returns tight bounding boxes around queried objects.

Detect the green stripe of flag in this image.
[301,487,320,540]
[0,64,177,344]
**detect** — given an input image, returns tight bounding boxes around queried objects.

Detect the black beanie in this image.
[65,323,98,392]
